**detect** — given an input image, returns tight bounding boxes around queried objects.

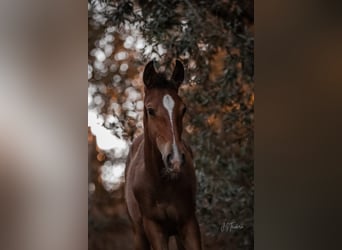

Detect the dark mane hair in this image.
[143,60,184,90]
[147,73,178,90]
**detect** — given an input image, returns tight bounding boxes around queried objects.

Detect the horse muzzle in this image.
[165,151,185,173]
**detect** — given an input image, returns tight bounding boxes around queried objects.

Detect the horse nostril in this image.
[166,153,172,166]
[181,153,185,164]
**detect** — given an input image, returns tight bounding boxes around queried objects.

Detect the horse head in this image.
[142,60,187,177]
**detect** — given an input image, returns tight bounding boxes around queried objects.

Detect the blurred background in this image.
[1,0,341,250]
[88,0,254,249]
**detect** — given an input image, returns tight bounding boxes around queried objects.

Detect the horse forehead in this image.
[146,90,180,106]
[163,94,175,111]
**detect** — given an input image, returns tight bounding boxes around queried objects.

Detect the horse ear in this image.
[171,60,184,89]
[143,60,158,88]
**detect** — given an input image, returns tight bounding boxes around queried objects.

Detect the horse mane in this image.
[146,73,178,90]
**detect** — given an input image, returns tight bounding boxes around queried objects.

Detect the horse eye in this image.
[182,107,187,115]
[147,108,155,116]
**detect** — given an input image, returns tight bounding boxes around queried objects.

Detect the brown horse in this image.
[125,60,202,250]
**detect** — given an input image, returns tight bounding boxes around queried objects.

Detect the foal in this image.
[125,60,202,250]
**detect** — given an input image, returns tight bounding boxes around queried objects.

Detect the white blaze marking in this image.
[162,94,181,162]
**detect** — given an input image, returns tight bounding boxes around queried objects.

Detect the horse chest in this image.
[155,199,179,221]
[153,199,183,234]
[154,185,192,221]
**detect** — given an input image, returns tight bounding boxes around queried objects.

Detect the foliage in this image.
[88,0,254,249]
